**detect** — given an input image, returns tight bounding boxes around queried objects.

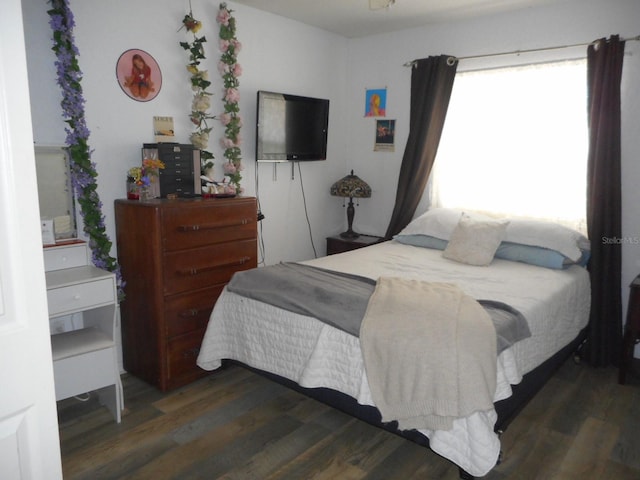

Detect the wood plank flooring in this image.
[57,358,640,479]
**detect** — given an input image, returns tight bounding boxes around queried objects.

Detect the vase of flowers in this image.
[126,176,142,200]
[126,157,165,201]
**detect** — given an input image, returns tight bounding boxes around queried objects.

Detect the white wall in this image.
[22,0,640,355]
[23,0,348,266]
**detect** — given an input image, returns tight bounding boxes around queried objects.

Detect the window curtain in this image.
[384,55,457,239]
[585,35,625,367]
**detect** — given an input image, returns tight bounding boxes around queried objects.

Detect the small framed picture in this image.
[374,119,395,151]
[116,49,162,102]
[365,88,387,117]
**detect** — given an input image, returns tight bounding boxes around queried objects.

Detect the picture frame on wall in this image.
[374,119,395,151]
[365,88,387,117]
[116,49,162,102]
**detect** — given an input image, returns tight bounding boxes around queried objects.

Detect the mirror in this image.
[34,145,77,242]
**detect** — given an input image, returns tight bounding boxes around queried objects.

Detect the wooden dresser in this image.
[114,197,257,391]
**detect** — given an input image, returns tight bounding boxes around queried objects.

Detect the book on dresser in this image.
[114,197,258,391]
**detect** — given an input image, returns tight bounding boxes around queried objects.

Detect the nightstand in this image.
[326,234,384,255]
[44,241,123,423]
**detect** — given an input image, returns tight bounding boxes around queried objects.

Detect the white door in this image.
[0,0,63,478]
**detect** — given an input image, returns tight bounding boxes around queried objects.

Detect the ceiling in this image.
[231,0,561,38]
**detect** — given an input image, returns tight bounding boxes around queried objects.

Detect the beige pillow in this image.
[443,214,509,266]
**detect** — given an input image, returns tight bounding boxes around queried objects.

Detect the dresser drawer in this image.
[47,277,115,317]
[163,239,257,295]
[44,243,88,271]
[159,176,198,197]
[158,144,193,163]
[165,285,225,338]
[163,159,192,170]
[166,329,208,388]
[162,202,256,251]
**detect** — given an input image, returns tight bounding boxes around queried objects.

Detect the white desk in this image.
[44,241,123,423]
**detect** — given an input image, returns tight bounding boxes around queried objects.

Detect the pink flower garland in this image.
[217,2,243,193]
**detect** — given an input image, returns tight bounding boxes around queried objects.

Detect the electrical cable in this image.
[296,162,318,258]
[255,161,266,266]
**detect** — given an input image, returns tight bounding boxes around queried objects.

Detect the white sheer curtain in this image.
[431,59,588,232]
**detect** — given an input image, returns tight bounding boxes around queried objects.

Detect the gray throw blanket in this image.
[226,262,530,353]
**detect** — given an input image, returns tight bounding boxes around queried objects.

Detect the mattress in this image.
[197,240,590,476]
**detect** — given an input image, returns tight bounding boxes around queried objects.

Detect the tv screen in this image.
[256,91,329,162]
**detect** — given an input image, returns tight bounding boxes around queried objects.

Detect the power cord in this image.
[255,162,266,266]
[296,162,318,258]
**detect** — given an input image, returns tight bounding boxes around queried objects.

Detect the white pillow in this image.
[505,218,589,262]
[401,208,589,263]
[399,208,500,239]
[443,214,509,266]
[398,208,466,239]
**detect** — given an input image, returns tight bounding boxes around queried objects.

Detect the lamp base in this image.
[340,230,360,239]
[339,197,360,239]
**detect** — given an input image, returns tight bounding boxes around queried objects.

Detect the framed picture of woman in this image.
[116,49,162,102]
[364,88,387,117]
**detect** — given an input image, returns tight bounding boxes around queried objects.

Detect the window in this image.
[430,59,588,232]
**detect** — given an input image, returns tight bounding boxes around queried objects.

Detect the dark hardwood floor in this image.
[57,358,640,479]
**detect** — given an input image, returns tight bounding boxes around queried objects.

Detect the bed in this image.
[196,208,591,478]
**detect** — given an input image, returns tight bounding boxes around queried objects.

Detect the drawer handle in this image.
[178,219,251,231]
[183,347,200,358]
[177,257,251,276]
[178,308,200,318]
[73,293,81,300]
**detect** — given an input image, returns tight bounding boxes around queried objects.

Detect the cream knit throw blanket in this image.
[360,277,497,431]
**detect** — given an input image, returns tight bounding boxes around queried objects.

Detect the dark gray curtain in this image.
[586,35,625,367]
[384,55,457,239]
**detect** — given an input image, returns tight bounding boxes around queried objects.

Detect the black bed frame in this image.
[225,328,587,479]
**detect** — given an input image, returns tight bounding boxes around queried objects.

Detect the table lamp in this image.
[330,170,372,239]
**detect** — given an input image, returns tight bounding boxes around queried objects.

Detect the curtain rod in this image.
[403,34,640,67]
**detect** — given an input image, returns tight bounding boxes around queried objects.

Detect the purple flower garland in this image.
[48,0,124,299]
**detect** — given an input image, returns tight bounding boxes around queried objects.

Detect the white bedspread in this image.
[197,241,590,477]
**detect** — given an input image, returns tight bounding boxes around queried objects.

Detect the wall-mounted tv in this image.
[256,90,329,162]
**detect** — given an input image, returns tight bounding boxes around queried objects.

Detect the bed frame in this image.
[225,327,587,479]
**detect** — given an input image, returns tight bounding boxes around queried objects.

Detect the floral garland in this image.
[180,9,214,173]
[217,2,243,193]
[47,0,124,300]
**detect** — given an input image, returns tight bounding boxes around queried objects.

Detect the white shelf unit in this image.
[44,241,123,423]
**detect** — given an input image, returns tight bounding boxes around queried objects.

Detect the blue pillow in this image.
[494,242,568,269]
[394,234,590,270]
[393,234,448,250]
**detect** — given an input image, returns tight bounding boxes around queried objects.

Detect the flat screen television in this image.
[256,91,329,162]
